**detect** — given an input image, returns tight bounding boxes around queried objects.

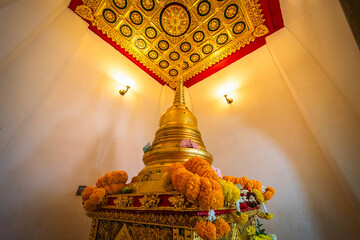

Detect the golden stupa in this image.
[83,79,275,240]
[131,79,213,193]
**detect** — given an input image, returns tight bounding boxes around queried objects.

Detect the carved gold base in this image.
[87,192,259,239]
[89,217,256,240]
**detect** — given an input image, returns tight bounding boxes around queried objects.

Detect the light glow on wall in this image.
[110,70,135,89]
[216,79,241,103]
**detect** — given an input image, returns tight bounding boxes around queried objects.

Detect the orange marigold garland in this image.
[81,186,95,201]
[198,177,213,210]
[166,156,223,210]
[83,170,129,211]
[194,220,217,240]
[198,177,224,210]
[264,186,275,200]
[184,156,218,181]
[104,183,126,195]
[184,173,201,201]
[214,218,231,239]
[83,188,106,211]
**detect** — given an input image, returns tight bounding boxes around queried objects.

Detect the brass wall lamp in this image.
[224,94,233,104]
[119,85,130,96]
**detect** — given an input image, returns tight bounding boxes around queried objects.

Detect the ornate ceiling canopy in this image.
[69,0,283,88]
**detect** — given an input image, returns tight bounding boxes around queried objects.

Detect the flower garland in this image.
[231,211,248,224]
[219,179,240,205]
[166,156,224,210]
[263,186,275,200]
[194,217,230,240]
[82,188,106,211]
[222,175,262,191]
[82,170,128,211]
[184,156,219,181]
[214,218,231,239]
[251,189,265,203]
[194,220,217,240]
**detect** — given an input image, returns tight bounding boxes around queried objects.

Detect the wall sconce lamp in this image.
[224,94,233,104]
[119,85,130,96]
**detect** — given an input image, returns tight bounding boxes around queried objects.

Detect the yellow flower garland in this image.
[219,179,240,204]
[232,211,248,224]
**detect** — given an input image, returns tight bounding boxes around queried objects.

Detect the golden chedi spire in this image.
[131,79,213,193]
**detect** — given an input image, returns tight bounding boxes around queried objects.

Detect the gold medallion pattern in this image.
[208,18,220,31]
[193,31,205,42]
[198,1,211,16]
[233,21,246,34]
[103,9,116,23]
[158,40,169,51]
[113,0,126,9]
[225,4,238,19]
[148,50,158,59]
[202,44,213,54]
[74,0,270,87]
[120,24,132,37]
[217,33,228,45]
[130,11,143,25]
[160,3,190,37]
[141,0,154,11]
[135,39,146,49]
[190,53,200,62]
[145,27,157,39]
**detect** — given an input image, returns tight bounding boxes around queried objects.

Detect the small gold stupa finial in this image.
[173,79,185,105]
[130,75,213,194]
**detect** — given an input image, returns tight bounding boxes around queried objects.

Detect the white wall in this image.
[188,44,359,240]
[279,0,360,115]
[0,8,163,240]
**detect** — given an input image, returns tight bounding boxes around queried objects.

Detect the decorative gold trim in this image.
[113,195,134,208]
[139,194,161,208]
[168,194,199,210]
[86,210,203,228]
[75,0,269,88]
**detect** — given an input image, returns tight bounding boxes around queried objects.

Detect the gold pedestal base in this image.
[86,192,259,240]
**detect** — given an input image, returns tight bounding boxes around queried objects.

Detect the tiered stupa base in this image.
[86,191,259,240]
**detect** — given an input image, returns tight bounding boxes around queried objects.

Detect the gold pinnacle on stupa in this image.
[131,78,213,193]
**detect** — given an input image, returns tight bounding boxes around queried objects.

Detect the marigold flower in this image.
[176,169,193,193]
[171,168,189,192]
[184,156,210,172]
[104,183,126,194]
[199,177,213,210]
[219,179,240,204]
[81,186,95,201]
[104,172,114,185]
[214,218,231,238]
[264,186,275,200]
[194,220,216,240]
[195,166,219,181]
[96,176,106,188]
[252,189,265,203]
[167,162,185,177]
[232,211,248,224]
[112,170,128,184]
[88,188,106,205]
[185,174,201,201]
